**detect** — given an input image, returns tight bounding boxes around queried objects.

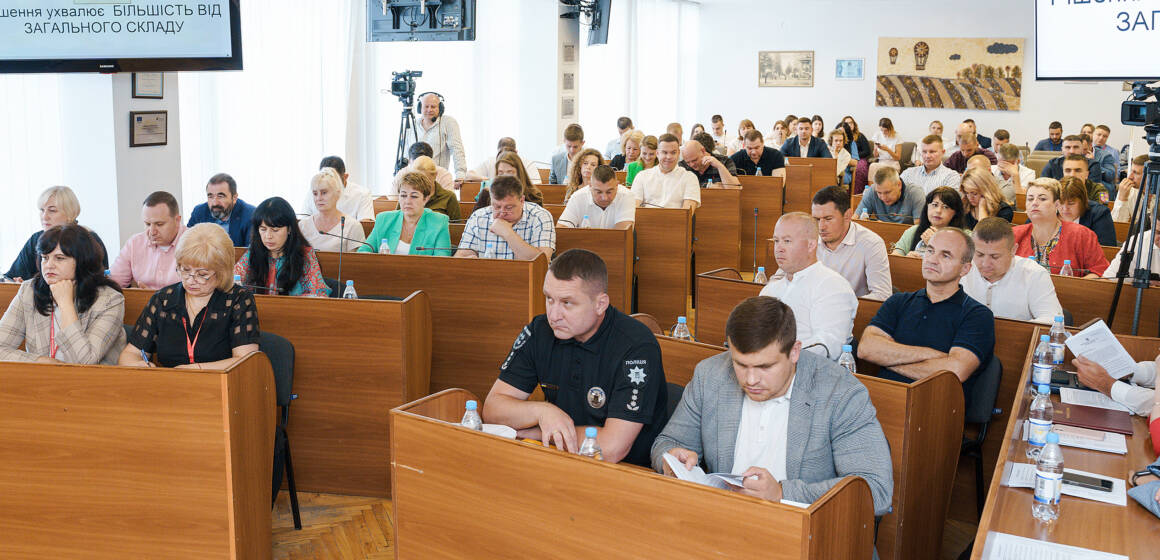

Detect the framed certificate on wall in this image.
[129,111,168,147]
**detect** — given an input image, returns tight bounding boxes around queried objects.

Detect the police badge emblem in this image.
[587,386,607,409]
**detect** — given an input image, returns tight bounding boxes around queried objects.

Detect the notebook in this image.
[1052,403,1134,436]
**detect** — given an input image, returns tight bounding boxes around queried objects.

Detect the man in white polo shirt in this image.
[759,212,857,360]
[963,217,1063,324]
[557,165,635,229]
[631,133,700,210]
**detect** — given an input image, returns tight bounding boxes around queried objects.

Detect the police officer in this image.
[483,249,668,466]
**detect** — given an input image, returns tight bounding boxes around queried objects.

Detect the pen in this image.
[140,348,155,367]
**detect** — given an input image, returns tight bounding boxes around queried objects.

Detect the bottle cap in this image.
[677,316,687,324]
[1055,315,1064,322]
[346,280,354,286]
[465,400,477,411]
[757,266,765,272]
[583,215,589,219]
[1064,260,1071,264]
[1037,384,1050,394]
[1040,334,1049,341]
[234,274,242,282]
[585,427,597,438]
[1045,431,1059,444]
[842,344,852,352]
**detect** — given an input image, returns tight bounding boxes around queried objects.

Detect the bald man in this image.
[410,92,467,184]
[759,212,857,359]
[679,140,740,188]
[945,123,997,173]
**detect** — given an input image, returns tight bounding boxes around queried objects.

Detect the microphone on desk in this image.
[752,207,759,271]
[412,244,465,253]
[639,200,666,209]
[235,281,284,295]
[318,230,377,252]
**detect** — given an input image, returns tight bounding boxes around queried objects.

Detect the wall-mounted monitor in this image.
[0,0,242,74]
[1035,0,1160,80]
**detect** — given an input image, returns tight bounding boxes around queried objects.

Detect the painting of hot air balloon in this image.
[888,47,898,64]
[914,41,929,70]
[875,37,1024,111]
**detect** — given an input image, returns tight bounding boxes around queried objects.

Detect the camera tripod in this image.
[1106,123,1160,336]
[395,100,418,173]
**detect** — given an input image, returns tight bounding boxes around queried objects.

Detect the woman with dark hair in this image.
[476,151,545,210]
[1058,176,1117,247]
[565,148,604,203]
[233,197,329,297]
[0,225,125,365]
[689,123,706,138]
[892,187,965,256]
[841,115,872,161]
[811,115,825,139]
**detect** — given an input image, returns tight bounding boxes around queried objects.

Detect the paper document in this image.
[981,531,1127,559]
[1020,422,1127,454]
[1001,463,1126,506]
[663,453,746,490]
[1059,388,1132,413]
[1063,321,1136,379]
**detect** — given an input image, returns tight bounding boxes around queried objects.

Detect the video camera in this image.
[391,70,423,105]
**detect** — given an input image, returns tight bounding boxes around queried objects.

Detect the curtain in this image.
[0,75,64,264]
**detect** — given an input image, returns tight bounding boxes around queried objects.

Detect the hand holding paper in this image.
[1063,320,1136,379]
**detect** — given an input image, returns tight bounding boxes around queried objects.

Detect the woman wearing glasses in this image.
[0,225,125,365]
[119,223,260,368]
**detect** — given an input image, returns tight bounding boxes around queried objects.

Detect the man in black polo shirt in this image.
[857,229,995,386]
[483,249,668,466]
[679,138,740,188]
[730,129,786,177]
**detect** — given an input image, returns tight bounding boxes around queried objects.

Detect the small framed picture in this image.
[759,51,814,87]
[132,72,164,99]
[835,58,865,80]
[129,111,168,147]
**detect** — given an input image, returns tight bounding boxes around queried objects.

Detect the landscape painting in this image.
[876,37,1024,111]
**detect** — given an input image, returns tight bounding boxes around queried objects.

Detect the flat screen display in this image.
[1035,0,1160,80]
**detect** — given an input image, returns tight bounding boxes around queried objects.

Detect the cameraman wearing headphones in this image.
[414,92,467,187]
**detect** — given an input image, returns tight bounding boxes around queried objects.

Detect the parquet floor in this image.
[272,492,394,560]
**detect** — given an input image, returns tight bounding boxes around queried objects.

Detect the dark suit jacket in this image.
[780,136,832,159]
[187,198,256,247]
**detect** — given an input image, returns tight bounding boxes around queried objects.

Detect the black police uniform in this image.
[498,306,668,466]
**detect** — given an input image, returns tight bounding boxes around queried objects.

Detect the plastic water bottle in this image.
[1032,431,1064,523]
[1049,315,1067,366]
[672,316,692,341]
[379,240,391,254]
[460,400,483,431]
[1032,335,1053,385]
[482,242,497,259]
[838,344,857,374]
[233,274,242,285]
[1026,384,1054,459]
[578,427,603,460]
[580,214,591,228]
[1060,259,1074,276]
[706,178,714,188]
[342,280,358,299]
[859,209,870,220]
[104,269,111,277]
[756,166,763,176]
[753,266,768,284]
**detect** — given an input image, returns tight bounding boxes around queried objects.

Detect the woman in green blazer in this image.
[360,172,452,256]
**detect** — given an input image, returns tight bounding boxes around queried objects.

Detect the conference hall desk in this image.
[655,335,963,560]
[0,354,274,559]
[785,156,839,213]
[737,175,786,272]
[556,226,635,311]
[694,188,742,273]
[635,207,693,327]
[390,388,876,559]
[372,196,398,216]
[970,328,1160,558]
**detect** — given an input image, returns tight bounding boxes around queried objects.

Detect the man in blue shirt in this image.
[962,118,991,150]
[550,124,585,184]
[1042,135,1112,192]
[1092,125,1120,183]
[1033,121,1064,151]
[781,117,832,158]
[186,173,255,247]
[858,228,995,388]
[854,167,924,224]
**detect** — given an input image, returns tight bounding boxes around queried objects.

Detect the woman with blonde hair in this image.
[960,167,1014,229]
[565,148,604,202]
[297,167,365,252]
[6,186,109,281]
[611,130,644,171]
[119,223,261,368]
[1014,178,1108,278]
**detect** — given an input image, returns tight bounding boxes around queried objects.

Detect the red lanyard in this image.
[181,315,205,365]
[48,311,58,359]
[266,264,277,292]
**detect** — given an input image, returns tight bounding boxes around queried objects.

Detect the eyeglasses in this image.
[177,267,216,283]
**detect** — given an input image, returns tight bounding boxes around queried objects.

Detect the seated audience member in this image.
[781,117,832,158]
[550,123,585,184]
[110,191,186,290]
[558,165,635,229]
[302,156,374,220]
[1078,133,1112,188]
[235,197,329,297]
[689,123,706,139]
[692,132,739,174]
[893,187,966,257]
[1073,353,1157,417]
[1014,179,1108,278]
[992,143,1035,205]
[945,124,997,173]
[731,130,786,177]
[828,129,856,186]
[1112,155,1150,222]
[1042,136,1111,195]
[483,249,668,465]
[455,176,555,260]
[360,172,452,256]
[632,134,701,210]
[1080,123,1095,138]
[837,122,861,161]
[760,213,857,359]
[854,167,924,224]
[960,168,1014,229]
[7,186,109,281]
[842,115,873,162]
[766,120,789,149]
[859,228,995,385]
[0,225,125,365]
[298,168,367,252]
[1058,176,1116,247]
[466,137,517,181]
[963,218,1063,324]
[412,156,463,221]
[966,154,993,173]
[610,130,644,171]
[679,139,740,188]
[666,122,684,144]
[1034,121,1065,152]
[992,129,1010,149]
[565,148,604,202]
[1059,154,1111,204]
[187,173,255,247]
[493,151,545,205]
[811,115,825,139]
[808,186,892,301]
[624,135,659,186]
[119,223,261,368]
[870,117,902,167]
[963,118,991,149]
[1092,124,1119,182]
[710,115,728,155]
[605,116,633,160]
[900,135,961,195]
[1103,220,1160,280]
[652,296,893,514]
[391,142,456,196]
[728,119,756,155]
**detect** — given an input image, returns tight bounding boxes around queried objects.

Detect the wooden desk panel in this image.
[539,184,567,205]
[0,355,274,559]
[695,188,742,273]
[360,218,374,238]
[856,218,912,249]
[786,157,838,213]
[635,208,693,326]
[372,196,397,216]
[556,226,634,311]
[783,164,814,215]
[543,203,566,221]
[739,175,785,272]
[536,168,550,184]
[392,389,875,559]
[616,170,627,184]
[693,269,762,346]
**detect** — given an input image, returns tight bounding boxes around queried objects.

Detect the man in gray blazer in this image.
[651,296,893,515]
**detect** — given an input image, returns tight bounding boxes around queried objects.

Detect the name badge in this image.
[587,386,606,409]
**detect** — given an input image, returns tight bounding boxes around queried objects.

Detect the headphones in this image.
[414,92,445,119]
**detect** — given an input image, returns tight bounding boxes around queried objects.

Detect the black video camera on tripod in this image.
[391,70,424,172]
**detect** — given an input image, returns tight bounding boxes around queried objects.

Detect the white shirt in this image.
[731,382,793,481]
[407,115,467,179]
[469,155,541,184]
[962,256,1062,324]
[711,133,729,156]
[300,181,374,221]
[387,164,456,197]
[1110,360,1156,416]
[297,214,366,253]
[990,163,1035,189]
[834,148,852,178]
[1104,233,1160,278]
[631,165,700,209]
[558,185,636,229]
[759,261,857,359]
[1111,188,1154,223]
[806,222,892,301]
[871,131,900,162]
[900,164,961,195]
[395,238,412,255]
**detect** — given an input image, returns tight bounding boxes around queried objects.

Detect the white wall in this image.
[59,75,119,253]
[697,0,1142,153]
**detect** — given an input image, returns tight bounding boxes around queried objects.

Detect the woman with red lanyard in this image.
[1012,178,1109,278]
[118,223,260,368]
[233,197,329,297]
[0,225,125,364]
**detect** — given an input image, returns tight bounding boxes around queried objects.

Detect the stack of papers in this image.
[1063,321,1136,379]
[1001,463,1126,506]
[981,532,1127,559]
[1020,423,1127,454]
[1059,388,1132,413]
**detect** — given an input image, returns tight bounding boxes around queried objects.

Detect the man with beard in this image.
[186,173,256,247]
